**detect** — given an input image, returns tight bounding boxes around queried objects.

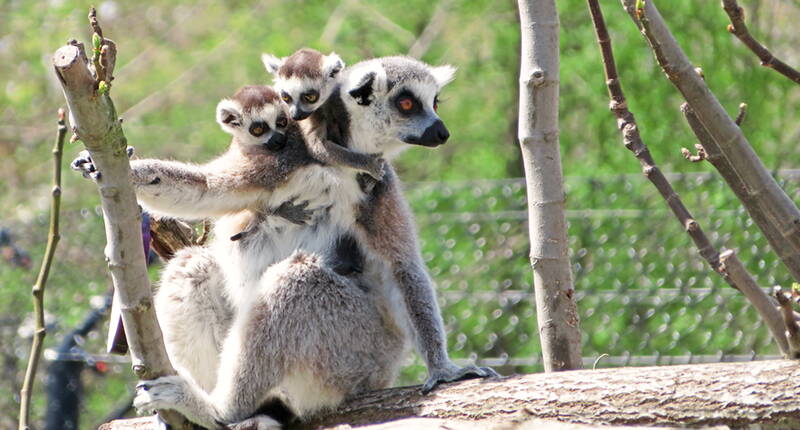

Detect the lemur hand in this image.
[363,155,386,181]
[70,146,135,181]
[272,200,313,225]
[421,363,499,394]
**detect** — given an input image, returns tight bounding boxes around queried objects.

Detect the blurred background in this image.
[1,0,799,428]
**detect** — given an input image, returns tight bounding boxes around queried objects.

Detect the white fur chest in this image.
[212,165,364,309]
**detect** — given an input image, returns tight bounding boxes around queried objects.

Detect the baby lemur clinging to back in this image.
[263,48,385,182]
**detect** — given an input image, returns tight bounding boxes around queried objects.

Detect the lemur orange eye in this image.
[397,98,414,111]
[303,92,319,103]
[281,92,292,103]
[249,121,268,137]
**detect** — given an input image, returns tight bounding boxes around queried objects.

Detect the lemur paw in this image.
[229,415,283,430]
[70,146,135,181]
[364,156,386,181]
[272,200,312,225]
[421,364,500,394]
[133,375,188,415]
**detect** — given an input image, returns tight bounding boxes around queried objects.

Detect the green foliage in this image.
[0,0,798,428]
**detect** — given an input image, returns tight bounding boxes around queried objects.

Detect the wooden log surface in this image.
[101,360,800,429]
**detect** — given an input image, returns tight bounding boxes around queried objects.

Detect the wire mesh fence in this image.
[1,169,797,425]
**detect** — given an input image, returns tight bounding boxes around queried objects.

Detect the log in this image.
[100,360,800,429]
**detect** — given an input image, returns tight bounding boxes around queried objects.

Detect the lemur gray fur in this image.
[73,61,502,430]
[122,57,497,429]
[262,48,385,182]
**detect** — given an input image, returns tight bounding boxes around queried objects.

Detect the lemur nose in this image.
[437,126,450,143]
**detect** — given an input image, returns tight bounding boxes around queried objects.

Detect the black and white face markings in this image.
[262,48,345,121]
[216,85,292,151]
[342,56,456,154]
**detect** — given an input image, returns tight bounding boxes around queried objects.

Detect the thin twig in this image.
[722,0,800,85]
[589,0,789,355]
[681,144,707,163]
[773,286,800,358]
[18,108,67,430]
[735,102,747,126]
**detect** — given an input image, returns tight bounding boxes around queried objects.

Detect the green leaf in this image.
[98,80,109,95]
[92,33,102,51]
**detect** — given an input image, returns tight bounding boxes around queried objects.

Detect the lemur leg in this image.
[155,246,232,392]
[136,251,404,427]
[357,167,499,394]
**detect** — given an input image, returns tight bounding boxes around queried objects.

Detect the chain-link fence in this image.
[2,170,797,425]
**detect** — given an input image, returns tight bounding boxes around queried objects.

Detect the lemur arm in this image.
[128,159,265,221]
[307,137,385,180]
[356,168,498,392]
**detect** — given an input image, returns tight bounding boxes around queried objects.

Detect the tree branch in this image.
[101,360,800,429]
[51,10,190,429]
[18,109,66,430]
[588,0,789,356]
[621,0,800,284]
[721,0,800,85]
[516,0,582,371]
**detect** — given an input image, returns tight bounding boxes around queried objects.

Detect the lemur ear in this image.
[346,65,387,106]
[323,52,345,78]
[430,64,457,88]
[216,99,243,135]
[261,53,284,75]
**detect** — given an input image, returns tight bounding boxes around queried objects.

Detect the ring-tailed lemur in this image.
[263,48,385,181]
[262,55,497,395]
[129,57,497,429]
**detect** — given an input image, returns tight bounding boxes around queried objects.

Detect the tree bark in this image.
[101,360,800,429]
[621,0,800,284]
[52,39,190,428]
[516,0,581,371]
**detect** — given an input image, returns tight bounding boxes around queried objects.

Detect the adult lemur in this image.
[80,57,496,429]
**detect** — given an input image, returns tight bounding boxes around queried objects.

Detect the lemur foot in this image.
[229,415,282,430]
[70,146,135,181]
[421,364,500,394]
[272,200,313,225]
[133,375,189,415]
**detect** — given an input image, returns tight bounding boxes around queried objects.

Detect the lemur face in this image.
[216,86,291,151]
[342,56,456,157]
[262,49,345,121]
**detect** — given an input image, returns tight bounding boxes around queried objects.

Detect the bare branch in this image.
[52,9,190,429]
[589,0,789,355]
[517,0,581,371]
[621,0,800,284]
[721,0,800,85]
[681,104,800,283]
[735,102,747,126]
[18,109,67,430]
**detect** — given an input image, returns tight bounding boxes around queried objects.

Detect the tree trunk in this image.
[52,40,190,429]
[100,360,800,429]
[516,0,582,371]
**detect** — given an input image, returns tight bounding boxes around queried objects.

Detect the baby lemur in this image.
[263,48,385,182]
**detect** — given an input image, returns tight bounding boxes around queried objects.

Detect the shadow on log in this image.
[101,360,800,429]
